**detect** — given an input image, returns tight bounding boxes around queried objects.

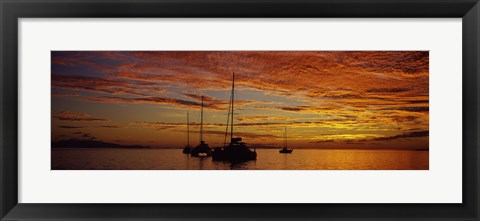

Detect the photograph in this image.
[51,51,429,170]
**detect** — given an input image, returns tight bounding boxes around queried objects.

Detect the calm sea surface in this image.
[52,148,428,170]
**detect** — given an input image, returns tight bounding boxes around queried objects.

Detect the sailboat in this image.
[190,96,212,157]
[182,111,192,154]
[279,127,293,154]
[212,72,257,163]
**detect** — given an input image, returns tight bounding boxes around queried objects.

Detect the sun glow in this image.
[51,51,429,150]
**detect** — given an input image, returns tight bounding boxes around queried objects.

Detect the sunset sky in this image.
[51,51,429,150]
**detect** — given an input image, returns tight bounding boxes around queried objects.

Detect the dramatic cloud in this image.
[189,129,281,140]
[371,130,429,141]
[59,125,87,129]
[58,125,119,129]
[85,96,200,108]
[98,125,120,128]
[238,115,292,122]
[54,111,109,122]
[51,51,429,149]
[313,130,429,143]
[81,133,96,140]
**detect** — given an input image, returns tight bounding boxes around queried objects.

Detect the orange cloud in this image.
[54,111,110,122]
[51,51,429,149]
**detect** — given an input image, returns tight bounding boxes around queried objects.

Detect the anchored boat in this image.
[212,72,257,163]
[279,127,293,154]
[190,96,212,157]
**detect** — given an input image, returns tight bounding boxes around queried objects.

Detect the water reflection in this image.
[52,148,429,170]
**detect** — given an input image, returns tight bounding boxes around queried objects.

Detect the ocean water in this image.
[51,148,428,170]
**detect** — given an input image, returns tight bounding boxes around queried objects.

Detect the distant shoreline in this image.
[52,139,428,151]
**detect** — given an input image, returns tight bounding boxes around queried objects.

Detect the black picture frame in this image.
[1,0,479,220]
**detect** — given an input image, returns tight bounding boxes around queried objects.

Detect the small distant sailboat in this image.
[190,96,212,157]
[182,111,192,154]
[212,72,257,163]
[279,127,293,154]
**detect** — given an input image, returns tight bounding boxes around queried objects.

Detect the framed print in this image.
[1,0,479,220]
[50,50,430,171]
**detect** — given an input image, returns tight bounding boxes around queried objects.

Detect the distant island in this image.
[52,139,152,149]
[51,139,429,151]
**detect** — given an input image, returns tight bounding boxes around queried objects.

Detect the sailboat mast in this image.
[223,95,231,148]
[230,72,235,141]
[285,127,288,149]
[187,111,190,147]
[200,96,204,142]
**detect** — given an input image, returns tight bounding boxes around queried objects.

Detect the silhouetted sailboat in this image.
[212,72,257,163]
[182,111,192,154]
[279,127,293,154]
[191,96,212,157]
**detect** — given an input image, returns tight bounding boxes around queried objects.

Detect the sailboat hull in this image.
[191,143,212,157]
[279,149,293,154]
[212,144,256,163]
